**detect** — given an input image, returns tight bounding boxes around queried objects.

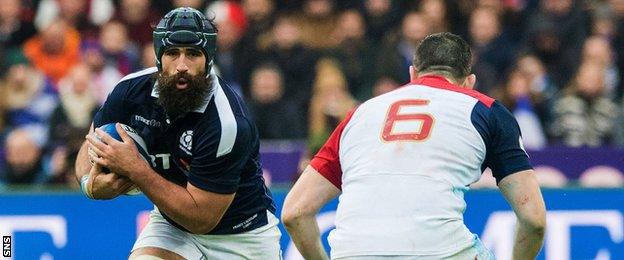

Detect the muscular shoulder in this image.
[194,78,257,158]
[95,67,158,127]
[471,100,532,182]
[471,100,517,136]
[111,67,158,101]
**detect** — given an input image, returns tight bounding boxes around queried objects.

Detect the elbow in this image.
[529,218,546,236]
[281,205,308,230]
[519,213,547,237]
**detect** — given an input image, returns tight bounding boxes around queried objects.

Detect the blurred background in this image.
[1,0,624,189]
[0,0,623,259]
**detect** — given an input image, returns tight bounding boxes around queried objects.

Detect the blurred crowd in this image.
[1,0,624,187]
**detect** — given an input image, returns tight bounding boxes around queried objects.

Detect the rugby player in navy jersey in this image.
[74,7,280,259]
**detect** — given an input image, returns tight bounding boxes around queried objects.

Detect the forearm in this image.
[74,141,92,181]
[499,170,546,260]
[284,214,329,260]
[282,166,339,260]
[130,166,215,233]
[513,220,545,260]
[75,124,95,182]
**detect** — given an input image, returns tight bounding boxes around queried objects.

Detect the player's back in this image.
[330,76,495,258]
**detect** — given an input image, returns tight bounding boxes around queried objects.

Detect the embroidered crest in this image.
[179,130,193,155]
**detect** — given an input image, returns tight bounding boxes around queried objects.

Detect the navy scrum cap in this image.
[153,7,218,71]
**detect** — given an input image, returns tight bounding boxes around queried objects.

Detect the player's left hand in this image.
[86,123,150,180]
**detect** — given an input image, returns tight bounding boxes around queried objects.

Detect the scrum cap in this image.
[153,7,217,71]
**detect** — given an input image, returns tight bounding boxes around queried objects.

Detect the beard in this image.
[155,71,212,118]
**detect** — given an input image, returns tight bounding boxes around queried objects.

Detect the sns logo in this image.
[3,236,10,257]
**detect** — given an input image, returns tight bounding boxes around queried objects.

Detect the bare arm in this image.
[498,169,546,260]
[282,166,341,260]
[132,165,234,234]
[88,124,234,234]
[74,124,95,181]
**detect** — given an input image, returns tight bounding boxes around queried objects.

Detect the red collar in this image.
[411,75,461,89]
[409,75,495,108]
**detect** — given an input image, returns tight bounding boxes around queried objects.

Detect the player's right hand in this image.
[87,163,135,200]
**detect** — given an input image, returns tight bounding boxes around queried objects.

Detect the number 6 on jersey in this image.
[381,99,434,142]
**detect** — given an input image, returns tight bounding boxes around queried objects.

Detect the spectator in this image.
[523,0,590,88]
[112,0,162,46]
[472,0,528,42]
[208,1,248,95]
[295,0,339,50]
[34,0,113,38]
[360,0,400,45]
[376,11,430,84]
[257,15,318,123]
[81,41,122,104]
[248,63,306,139]
[1,126,50,185]
[469,7,516,91]
[242,0,275,27]
[48,64,98,185]
[308,58,356,154]
[0,0,37,51]
[23,20,80,85]
[419,0,450,33]
[328,9,377,101]
[98,20,141,75]
[0,49,57,130]
[581,36,619,100]
[515,54,559,108]
[237,0,276,92]
[550,61,620,147]
[498,69,547,150]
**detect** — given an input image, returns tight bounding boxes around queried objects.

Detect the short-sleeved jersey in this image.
[310,76,532,258]
[93,67,276,235]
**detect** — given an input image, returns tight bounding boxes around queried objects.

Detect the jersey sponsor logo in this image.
[149,153,171,170]
[179,130,193,155]
[133,115,162,127]
[232,213,258,231]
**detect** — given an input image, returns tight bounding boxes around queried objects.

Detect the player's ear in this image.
[409,66,418,82]
[462,74,476,89]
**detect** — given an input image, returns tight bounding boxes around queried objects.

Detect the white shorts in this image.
[333,236,494,260]
[132,209,282,260]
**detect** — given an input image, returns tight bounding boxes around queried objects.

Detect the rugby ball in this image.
[96,123,153,195]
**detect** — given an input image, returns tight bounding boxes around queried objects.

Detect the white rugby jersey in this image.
[310,76,531,258]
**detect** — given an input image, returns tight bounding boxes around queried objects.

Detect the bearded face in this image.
[155,70,212,118]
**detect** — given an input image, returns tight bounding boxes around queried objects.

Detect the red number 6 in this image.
[381,99,434,142]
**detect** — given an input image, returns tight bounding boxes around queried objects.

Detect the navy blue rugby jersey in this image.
[93,67,276,235]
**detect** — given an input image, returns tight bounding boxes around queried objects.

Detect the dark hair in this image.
[412,32,472,81]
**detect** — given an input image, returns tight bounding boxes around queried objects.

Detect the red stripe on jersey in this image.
[309,108,358,189]
[411,76,495,108]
